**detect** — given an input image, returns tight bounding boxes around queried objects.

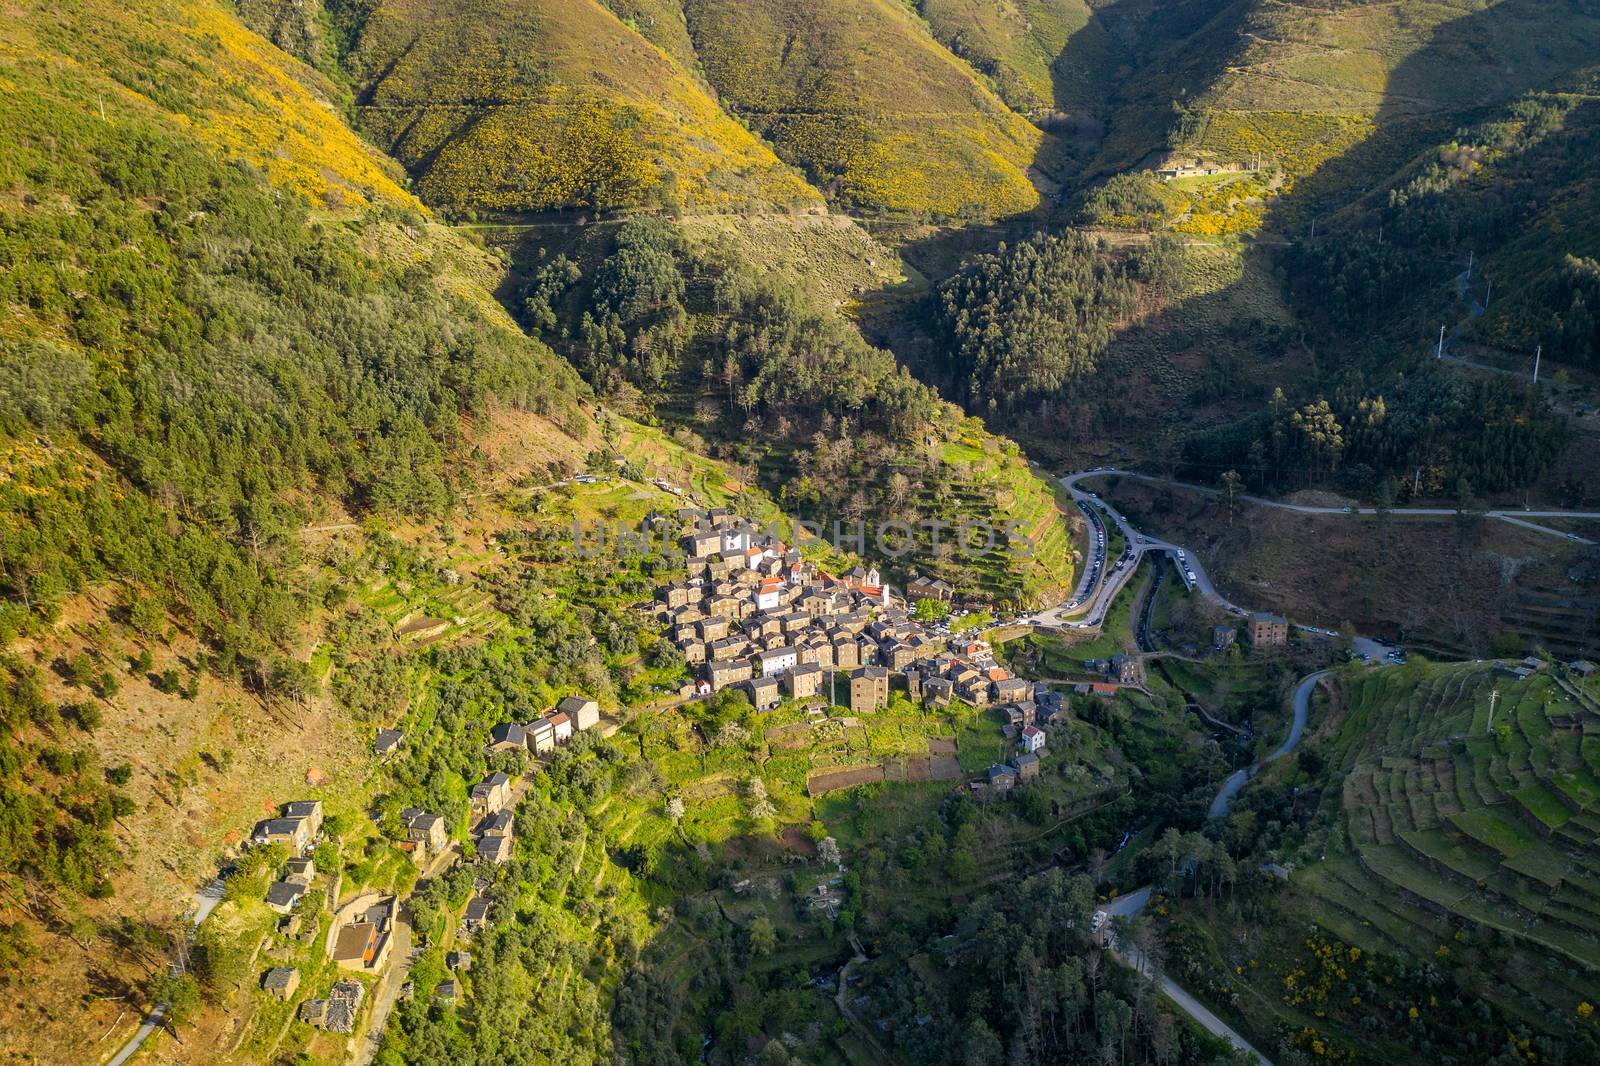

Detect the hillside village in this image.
[132,493,1350,1054]
[654,507,1088,790]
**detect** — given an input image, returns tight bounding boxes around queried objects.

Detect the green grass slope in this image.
[340,0,823,216]
[679,0,1049,217]
[1245,663,1600,1050]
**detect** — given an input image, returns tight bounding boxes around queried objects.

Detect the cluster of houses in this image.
[252,799,324,855]
[1205,612,1287,655]
[486,695,601,756]
[1080,654,1143,686]
[243,700,582,1031]
[1151,153,1258,181]
[1497,656,1597,683]
[470,770,515,864]
[251,800,325,916]
[654,509,1043,716]
[979,688,1066,795]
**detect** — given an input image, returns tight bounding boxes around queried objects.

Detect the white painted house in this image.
[758,646,799,677]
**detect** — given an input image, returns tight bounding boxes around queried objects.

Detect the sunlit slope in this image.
[341,0,823,216]
[11,0,411,210]
[680,0,1048,217]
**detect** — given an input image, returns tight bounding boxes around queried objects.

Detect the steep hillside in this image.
[596,0,705,76]
[1167,661,1600,1061]
[1034,0,1600,233]
[493,216,1082,608]
[1281,80,1600,375]
[679,0,1049,217]
[0,0,594,642]
[338,0,823,216]
[0,1,604,1057]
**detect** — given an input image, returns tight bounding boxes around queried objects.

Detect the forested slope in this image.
[0,0,590,653]
[0,0,600,1055]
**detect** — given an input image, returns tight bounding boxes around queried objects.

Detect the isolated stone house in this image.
[470,771,511,817]
[745,675,781,711]
[527,716,556,754]
[786,662,822,700]
[262,966,299,1001]
[1248,612,1289,648]
[265,881,303,914]
[251,817,310,853]
[400,808,446,857]
[486,722,528,753]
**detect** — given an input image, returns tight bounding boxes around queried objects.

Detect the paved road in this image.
[106,1005,165,1066]
[1100,909,1273,1056]
[1094,675,1328,1066]
[1077,469,1599,546]
[1020,469,1371,1065]
[1094,670,1328,1066]
[352,915,416,1066]
[1099,893,1273,1066]
[1025,471,1253,631]
[104,881,224,1066]
[1208,671,1328,819]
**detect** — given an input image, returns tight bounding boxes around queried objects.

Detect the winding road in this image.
[1025,470,1251,632]
[1207,671,1328,820]
[1019,467,1380,1065]
[1072,468,1599,546]
[1016,459,1593,1059]
[1097,672,1328,1066]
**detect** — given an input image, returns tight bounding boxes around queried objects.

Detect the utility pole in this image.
[1484,279,1491,309]
[1486,688,1500,734]
[1413,466,1423,497]
[1532,345,1541,384]
[1466,249,1473,280]
[1436,324,1446,359]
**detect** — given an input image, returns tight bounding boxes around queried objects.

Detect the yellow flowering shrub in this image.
[344,0,820,215]
[682,0,1043,217]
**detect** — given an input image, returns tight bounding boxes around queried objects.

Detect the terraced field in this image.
[1318,661,1600,998]
[917,437,1080,609]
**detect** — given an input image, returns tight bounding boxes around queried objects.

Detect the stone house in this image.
[850,666,890,713]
